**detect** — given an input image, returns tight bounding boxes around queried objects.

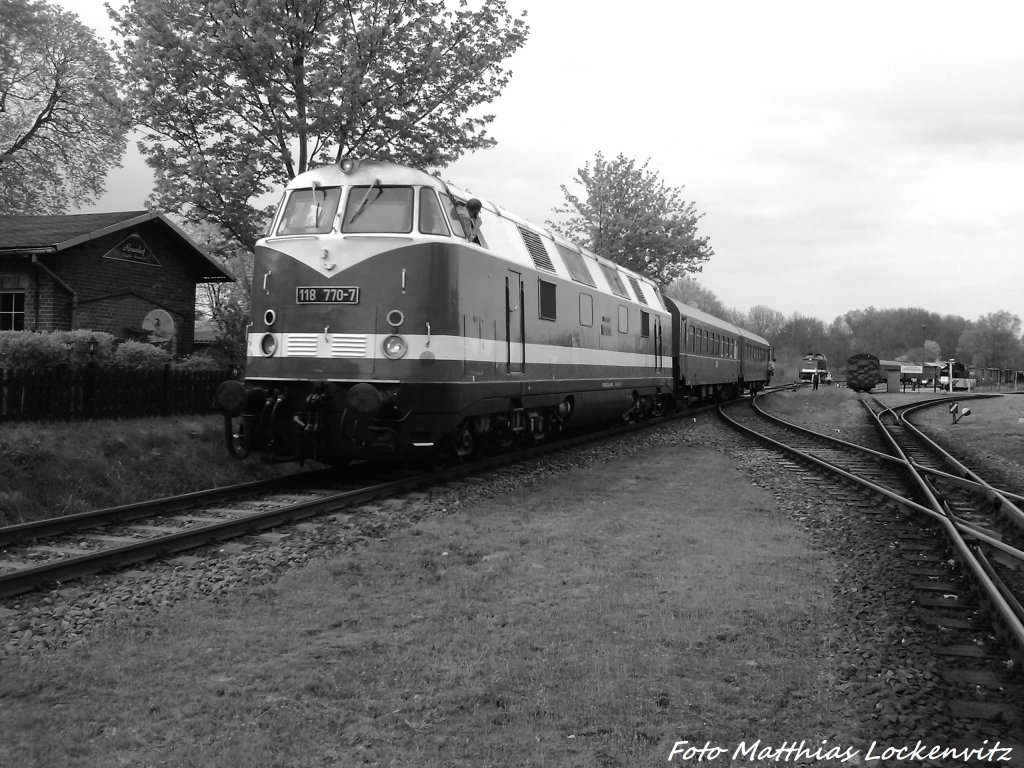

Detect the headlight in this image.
[260,333,277,356]
[382,334,407,359]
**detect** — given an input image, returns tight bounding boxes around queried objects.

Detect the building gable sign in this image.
[102,233,161,267]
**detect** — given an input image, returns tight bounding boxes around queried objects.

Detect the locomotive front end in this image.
[215,159,460,465]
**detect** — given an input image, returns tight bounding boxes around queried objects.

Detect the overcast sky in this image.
[57,0,1024,327]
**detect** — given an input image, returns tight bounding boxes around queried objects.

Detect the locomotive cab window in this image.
[442,194,486,246]
[277,186,342,235]
[538,279,557,321]
[341,185,414,233]
[418,188,450,236]
[438,192,466,238]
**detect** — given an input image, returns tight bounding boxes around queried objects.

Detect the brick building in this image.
[0,211,232,355]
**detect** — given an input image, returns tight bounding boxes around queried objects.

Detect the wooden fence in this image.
[0,365,228,423]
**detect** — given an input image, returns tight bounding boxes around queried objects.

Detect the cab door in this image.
[654,316,664,372]
[505,270,524,373]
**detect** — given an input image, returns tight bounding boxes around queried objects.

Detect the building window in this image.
[538,279,557,321]
[0,292,25,330]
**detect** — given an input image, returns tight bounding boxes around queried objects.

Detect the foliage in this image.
[743,305,786,341]
[663,277,734,321]
[189,221,252,364]
[0,330,66,369]
[662,280,1024,380]
[110,0,529,251]
[0,0,128,213]
[0,330,117,370]
[0,331,232,373]
[957,311,1023,369]
[549,152,713,286]
[0,416,292,525]
[841,307,965,364]
[174,352,224,372]
[113,340,173,371]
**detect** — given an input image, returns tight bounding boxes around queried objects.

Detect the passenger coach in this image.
[664,298,772,401]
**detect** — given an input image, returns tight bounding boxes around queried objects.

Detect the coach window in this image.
[640,310,650,338]
[278,186,342,235]
[419,188,450,236]
[618,305,628,333]
[342,185,413,233]
[538,279,557,321]
[579,293,593,327]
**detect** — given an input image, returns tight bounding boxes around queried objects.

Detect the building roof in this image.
[0,211,233,282]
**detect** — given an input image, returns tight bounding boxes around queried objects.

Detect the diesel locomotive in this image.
[215,158,773,465]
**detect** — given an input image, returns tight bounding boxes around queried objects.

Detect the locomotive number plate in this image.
[295,286,360,304]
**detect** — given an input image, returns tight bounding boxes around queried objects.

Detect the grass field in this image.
[0,437,847,767]
[0,416,293,526]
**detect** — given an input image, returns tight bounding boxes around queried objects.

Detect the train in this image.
[214,158,774,465]
[938,361,975,391]
[799,353,829,383]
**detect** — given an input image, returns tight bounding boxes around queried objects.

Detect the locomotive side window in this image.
[579,293,593,327]
[342,186,414,233]
[640,310,650,338]
[618,305,628,333]
[555,243,596,287]
[278,187,342,235]
[538,279,557,321]
[418,188,450,236]
[599,264,629,299]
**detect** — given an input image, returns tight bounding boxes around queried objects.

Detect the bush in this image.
[0,330,119,371]
[113,340,173,371]
[174,352,223,372]
[0,331,67,370]
[63,330,117,368]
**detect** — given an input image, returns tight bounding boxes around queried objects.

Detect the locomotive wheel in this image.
[452,423,475,459]
[225,415,252,460]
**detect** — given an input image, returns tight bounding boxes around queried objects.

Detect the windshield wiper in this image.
[312,181,324,226]
[347,179,382,226]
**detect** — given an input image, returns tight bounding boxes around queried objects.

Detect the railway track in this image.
[719,390,1024,737]
[0,405,714,600]
[0,466,404,599]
